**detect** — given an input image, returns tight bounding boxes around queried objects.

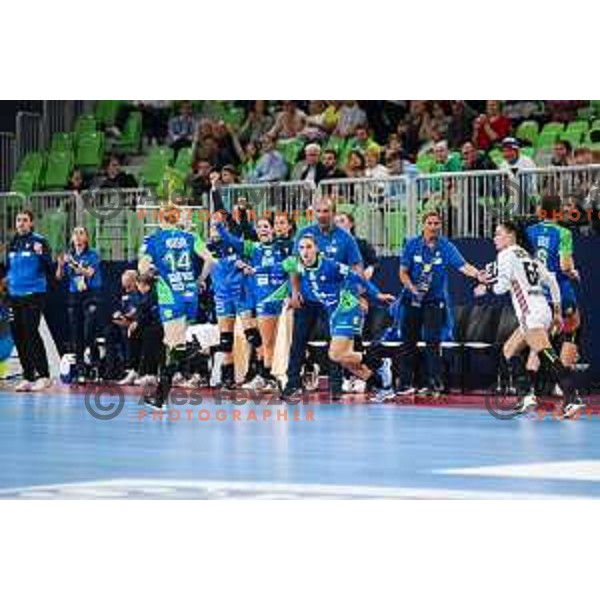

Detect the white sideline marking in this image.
[0,478,589,499]
[437,460,600,482]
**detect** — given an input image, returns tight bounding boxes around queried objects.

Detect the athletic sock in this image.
[538,347,576,402]
[221,362,235,386]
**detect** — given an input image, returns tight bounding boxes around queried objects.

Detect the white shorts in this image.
[519,296,552,332]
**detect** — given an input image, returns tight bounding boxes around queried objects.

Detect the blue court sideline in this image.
[2,387,600,499]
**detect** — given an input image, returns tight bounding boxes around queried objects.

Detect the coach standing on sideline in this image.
[283,196,363,400]
[3,210,53,392]
[397,211,485,396]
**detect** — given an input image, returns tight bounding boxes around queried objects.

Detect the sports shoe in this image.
[280,386,303,402]
[172,372,186,387]
[242,375,266,390]
[563,396,586,419]
[134,375,158,386]
[30,377,51,392]
[342,378,354,393]
[519,393,538,414]
[351,378,366,393]
[302,364,320,392]
[262,378,279,391]
[396,385,415,396]
[377,358,393,390]
[118,370,138,386]
[144,396,167,411]
[15,380,33,392]
[370,387,396,404]
[183,373,207,388]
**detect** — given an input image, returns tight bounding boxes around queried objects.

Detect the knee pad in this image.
[244,327,261,349]
[219,331,234,354]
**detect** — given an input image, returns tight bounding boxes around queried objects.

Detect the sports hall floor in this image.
[1,384,600,499]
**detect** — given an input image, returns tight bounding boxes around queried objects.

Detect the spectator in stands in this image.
[253,135,288,182]
[333,101,367,138]
[447,101,477,149]
[430,141,462,173]
[425,102,450,140]
[344,150,366,178]
[238,141,260,182]
[545,101,587,123]
[220,165,239,185]
[401,100,434,158]
[292,143,328,184]
[322,149,346,180]
[194,133,234,171]
[307,100,342,134]
[186,159,212,203]
[460,141,496,171]
[573,147,593,165]
[552,140,573,167]
[499,137,536,172]
[365,148,389,178]
[238,100,274,143]
[168,101,196,159]
[133,101,170,146]
[472,100,511,151]
[348,125,381,155]
[99,155,138,189]
[269,101,306,140]
[65,168,87,193]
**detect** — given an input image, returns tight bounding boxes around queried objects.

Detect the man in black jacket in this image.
[322,149,346,180]
[294,143,329,185]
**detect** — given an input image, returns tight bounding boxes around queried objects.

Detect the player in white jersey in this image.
[476,221,585,418]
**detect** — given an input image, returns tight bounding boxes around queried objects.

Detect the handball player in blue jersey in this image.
[138,206,214,409]
[283,234,396,402]
[214,213,293,390]
[526,195,581,372]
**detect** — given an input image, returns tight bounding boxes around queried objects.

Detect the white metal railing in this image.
[2,164,600,260]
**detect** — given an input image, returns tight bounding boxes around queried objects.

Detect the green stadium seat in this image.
[489,148,504,165]
[95,100,123,127]
[324,136,347,161]
[19,152,45,188]
[75,131,105,168]
[591,101,600,116]
[141,149,172,188]
[74,115,97,140]
[386,210,407,254]
[416,152,436,172]
[566,120,589,136]
[521,147,535,159]
[174,147,193,175]
[50,132,73,153]
[43,151,72,190]
[10,171,35,196]
[541,122,564,135]
[114,111,142,155]
[277,138,304,166]
[515,120,539,145]
[222,106,245,129]
[39,211,68,251]
[560,131,582,146]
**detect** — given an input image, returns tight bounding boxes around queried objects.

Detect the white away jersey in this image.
[492,245,560,329]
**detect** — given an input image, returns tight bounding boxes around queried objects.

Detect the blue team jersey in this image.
[526,221,577,312]
[216,223,293,303]
[139,227,204,300]
[64,247,102,293]
[525,221,572,284]
[208,224,251,300]
[295,224,363,267]
[400,235,466,303]
[6,232,52,297]
[283,255,380,311]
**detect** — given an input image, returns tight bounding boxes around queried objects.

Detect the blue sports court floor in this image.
[2,385,600,499]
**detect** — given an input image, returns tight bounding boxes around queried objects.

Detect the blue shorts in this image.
[159,294,197,324]
[330,306,364,339]
[256,299,283,318]
[215,295,254,319]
